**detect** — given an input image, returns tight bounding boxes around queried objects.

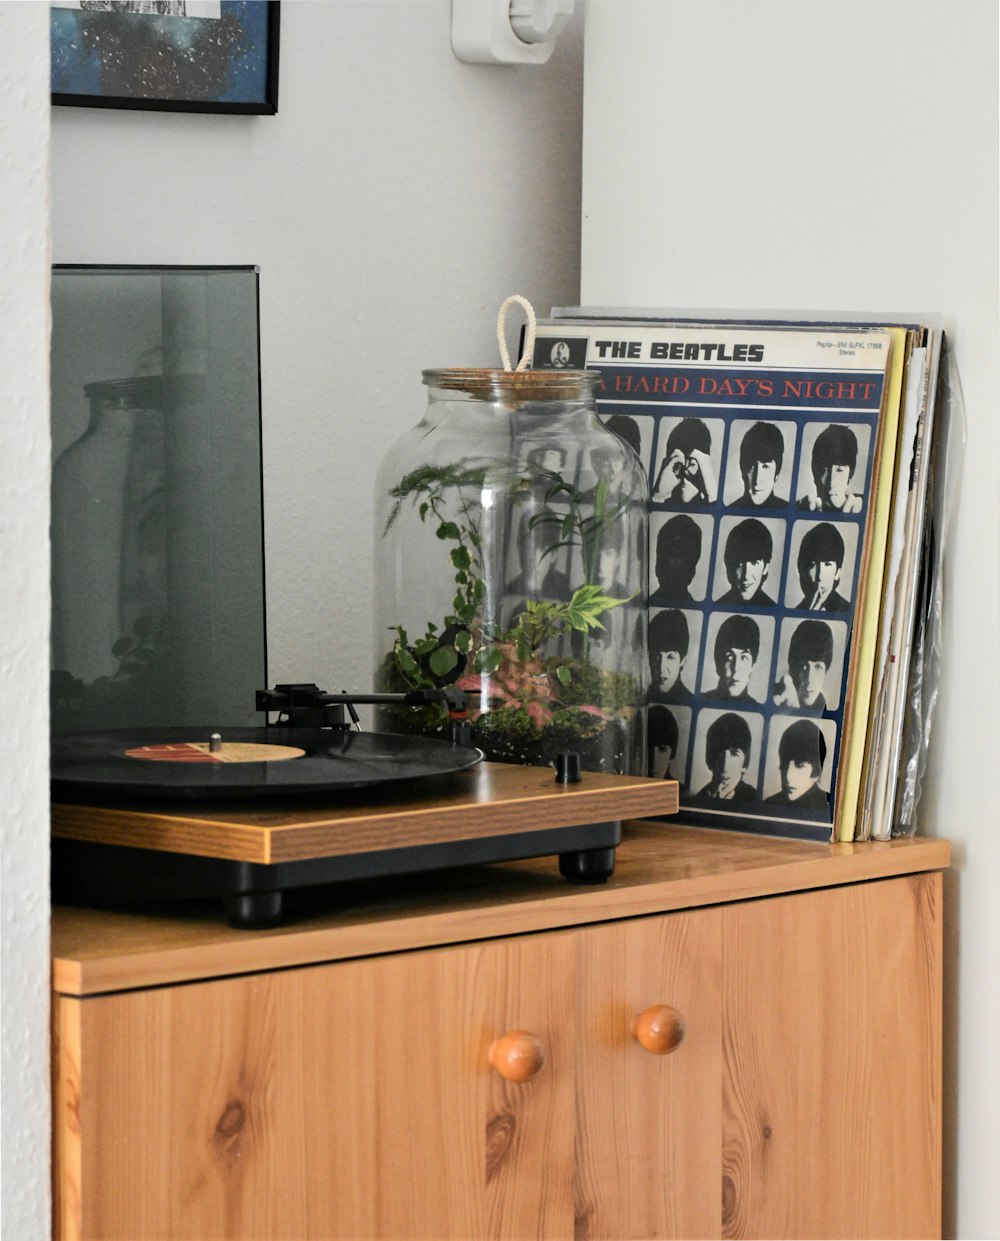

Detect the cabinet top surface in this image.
[51,820,949,998]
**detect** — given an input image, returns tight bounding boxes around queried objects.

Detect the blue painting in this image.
[51,1,278,113]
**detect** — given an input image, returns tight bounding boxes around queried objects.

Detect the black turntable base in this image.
[51,731,680,928]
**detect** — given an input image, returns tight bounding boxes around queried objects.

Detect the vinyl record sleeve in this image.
[532,318,897,841]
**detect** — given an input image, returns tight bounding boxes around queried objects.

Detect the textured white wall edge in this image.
[0,4,53,1241]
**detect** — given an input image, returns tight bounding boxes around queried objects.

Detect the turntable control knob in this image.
[487,1030,545,1082]
[554,752,582,784]
[633,1005,685,1055]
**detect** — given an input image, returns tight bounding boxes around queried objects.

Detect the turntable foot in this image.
[559,847,616,885]
[224,891,284,929]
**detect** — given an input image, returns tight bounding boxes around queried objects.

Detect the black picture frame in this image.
[51,1,280,115]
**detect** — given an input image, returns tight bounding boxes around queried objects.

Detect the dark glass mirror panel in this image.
[50,266,265,733]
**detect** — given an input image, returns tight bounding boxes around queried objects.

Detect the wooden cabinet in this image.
[573,906,722,1240]
[52,823,947,1240]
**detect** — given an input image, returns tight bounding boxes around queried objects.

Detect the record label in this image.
[125,742,305,764]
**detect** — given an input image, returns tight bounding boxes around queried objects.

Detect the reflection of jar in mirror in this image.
[51,376,166,686]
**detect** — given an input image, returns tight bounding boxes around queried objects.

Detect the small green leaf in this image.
[454,599,476,623]
[429,646,459,677]
[538,540,572,561]
[527,513,562,531]
[454,629,472,655]
[396,648,418,675]
[450,546,471,571]
[561,584,634,633]
[382,499,403,536]
[543,477,575,502]
[413,637,438,656]
[555,665,572,685]
[436,521,461,541]
[474,647,502,675]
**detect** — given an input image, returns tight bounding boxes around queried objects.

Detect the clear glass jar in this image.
[373,368,648,773]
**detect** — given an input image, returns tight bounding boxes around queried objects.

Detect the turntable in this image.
[51,684,679,927]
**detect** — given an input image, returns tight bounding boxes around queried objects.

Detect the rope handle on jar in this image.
[497,295,537,372]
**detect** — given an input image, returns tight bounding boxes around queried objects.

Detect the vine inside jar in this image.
[374,378,647,774]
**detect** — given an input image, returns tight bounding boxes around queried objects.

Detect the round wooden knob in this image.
[488,1031,545,1082]
[634,1005,685,1055]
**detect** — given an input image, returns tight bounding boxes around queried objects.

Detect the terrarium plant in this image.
[377,456,642,771]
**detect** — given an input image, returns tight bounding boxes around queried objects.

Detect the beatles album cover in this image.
[531,319,897,841]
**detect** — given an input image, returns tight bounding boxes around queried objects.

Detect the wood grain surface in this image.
[574,906,722,1239]
[58,930,580,1240]
[52,872,944,1240]
[51,822,949,998]
[720,872,942,1239]
[51,762,680,864]
[50,826,949,1238]
[52,997,82,1241]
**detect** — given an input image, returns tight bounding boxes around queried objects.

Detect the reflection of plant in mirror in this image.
[50,613,164,731]
[110,614,158,679]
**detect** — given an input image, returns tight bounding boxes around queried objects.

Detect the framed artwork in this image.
[51,1,280,114]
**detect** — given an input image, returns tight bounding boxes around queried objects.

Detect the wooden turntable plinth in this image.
[52,761,679,927]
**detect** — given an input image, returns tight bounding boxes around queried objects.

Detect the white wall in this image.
[581,3,999,1236]
[51,0,584,695]
[0,5,52,1240]
[0,4,584,1234]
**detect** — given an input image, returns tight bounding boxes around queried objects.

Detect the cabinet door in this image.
[574,906,723,1240]
[57,930,578,1240]
[721,873,942,1240]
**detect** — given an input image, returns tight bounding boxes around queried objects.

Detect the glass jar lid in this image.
[421,368,599,403]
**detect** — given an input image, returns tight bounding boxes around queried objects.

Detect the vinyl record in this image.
[51,727,483,802]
